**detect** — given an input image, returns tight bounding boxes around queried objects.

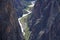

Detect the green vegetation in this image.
[20,14,31,40]
[24,25,31,40]
[19,1,34,40]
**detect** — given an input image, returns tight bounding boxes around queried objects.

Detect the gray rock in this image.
[28,0,60,40]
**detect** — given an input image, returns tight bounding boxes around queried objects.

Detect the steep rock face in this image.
[13,0,23,18]
[28,0,60,40]
[0,0,24,40]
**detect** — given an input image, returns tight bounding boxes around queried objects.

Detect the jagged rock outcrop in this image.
[0,0,24,40]
[28,0,60,40]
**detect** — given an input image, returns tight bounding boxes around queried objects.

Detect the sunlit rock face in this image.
[28,0,60,40]
[0,0,24,40]
[18,0,36,36]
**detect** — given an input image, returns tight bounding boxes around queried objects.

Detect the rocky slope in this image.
[28,0,60,40]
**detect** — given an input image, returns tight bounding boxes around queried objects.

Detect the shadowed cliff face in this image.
[13,0,23,18]
[28,0,60,40]
[0,0,24,40]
